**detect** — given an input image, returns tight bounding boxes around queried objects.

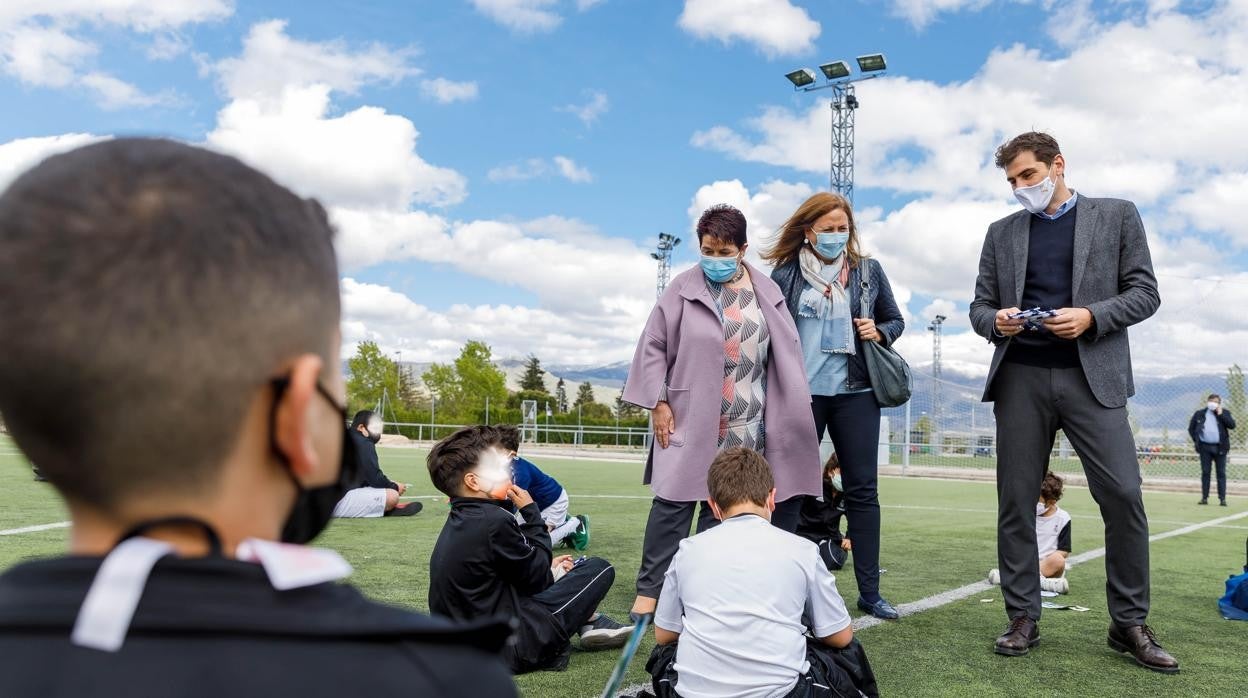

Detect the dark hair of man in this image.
[823,451,840,478]
[696,204,748,248]
[994,131,1061,170]
[1208,393,1221,401]
[707,447,774,509]
[0,138,340,514]
[351,410,376,431]
[494,424,522,453]
[427,426,507,497]
[1040,471,1065,503]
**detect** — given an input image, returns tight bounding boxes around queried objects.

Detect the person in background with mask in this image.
[767,192,906,621]
[1188,393,1236,506]
[796,451,851,571]
[970,132,1175,673]
[0,139,515,696]
[332,410,422,518]
[426,426,633,674]
[622,204,820,623]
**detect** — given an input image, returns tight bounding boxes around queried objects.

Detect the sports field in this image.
[2,437,1246,697]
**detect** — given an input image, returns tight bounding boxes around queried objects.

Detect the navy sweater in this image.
[1006,205,1080,368]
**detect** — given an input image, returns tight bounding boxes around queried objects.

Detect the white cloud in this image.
[677,0,820,58]
[557,90,608,127]
[80,71,176,109]
[0,24,95,87]
[0,1,233,31]
[576,0,606,9]
[146,31,191,60]
[553,155,592,183]
[469,0,563,33]
[420,77,479,104]
[212,20,416,101]
[0,132,107,193]
[887,0,997,30]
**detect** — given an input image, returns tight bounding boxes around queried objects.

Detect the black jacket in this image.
[428,497,564,672]
[771,257,905,392]
[350,429,399,490]
[795,478,846,545]
[0,555,515,698]
[1189,408,1236,455]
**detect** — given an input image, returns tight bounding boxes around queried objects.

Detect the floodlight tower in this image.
[927,314,946,432]
[785,54,888,204]
[650,232,681,298]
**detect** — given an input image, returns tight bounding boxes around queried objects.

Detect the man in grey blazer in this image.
[969,132,1178,674]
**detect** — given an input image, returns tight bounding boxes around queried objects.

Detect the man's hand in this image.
[1216,404,1224,416]
[995,307,1024,337]
[551,555,574,573]
[395,482,409,496]
[1042,307,1094,339]
[652,401,676,449]
[841,538,852,551]
[507,484,534,509]
[854,318,881,343]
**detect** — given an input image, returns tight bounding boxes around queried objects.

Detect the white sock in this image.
[550,517,581,545]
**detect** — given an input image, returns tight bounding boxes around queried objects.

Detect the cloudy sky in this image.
[2,0,1246,378]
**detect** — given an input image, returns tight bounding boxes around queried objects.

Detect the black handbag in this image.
[858,262,912,407]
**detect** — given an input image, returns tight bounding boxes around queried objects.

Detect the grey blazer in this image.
[968,196,1160,409]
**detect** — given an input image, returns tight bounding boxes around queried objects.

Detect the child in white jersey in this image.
[990,471,1071,594]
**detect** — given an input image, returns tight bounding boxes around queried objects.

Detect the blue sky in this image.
[2,0,1247,376]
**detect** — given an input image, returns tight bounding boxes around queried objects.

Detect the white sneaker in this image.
[1040,576,1069,594]
[988,568,1001,585]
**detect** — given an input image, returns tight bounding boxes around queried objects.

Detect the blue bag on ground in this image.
[1219,537,1248,621]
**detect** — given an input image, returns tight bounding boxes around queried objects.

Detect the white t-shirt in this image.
[653,514,852,698]
[1036,506,1073,559]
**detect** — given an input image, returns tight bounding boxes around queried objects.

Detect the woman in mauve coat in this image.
[622,204,820,620]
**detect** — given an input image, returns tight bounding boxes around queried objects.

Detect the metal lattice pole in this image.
[927,315,946,445]
[830,84,857,204]
[651,232,680,298]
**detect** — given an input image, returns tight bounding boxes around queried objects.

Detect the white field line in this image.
[0,521,70,536]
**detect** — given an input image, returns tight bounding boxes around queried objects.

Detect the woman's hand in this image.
[652,401,675,449]
[854,318,881,343]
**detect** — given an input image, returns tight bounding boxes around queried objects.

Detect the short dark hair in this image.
[0,138,340,513]
[427,426,507,497]
[696,204,747,248]
[1040,471,1064,503]
[707,447,774,509]
[495,424,522,452]
[823,451,840,478]
[351,410,376,430]
[1208,393,1222,401]
[994,131,1061,170]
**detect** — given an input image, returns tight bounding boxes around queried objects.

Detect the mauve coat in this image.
[622,262,821,503]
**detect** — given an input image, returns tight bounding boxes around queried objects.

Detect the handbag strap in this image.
[858,260,872,320]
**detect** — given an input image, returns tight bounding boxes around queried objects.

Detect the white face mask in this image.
[1014,176,1056,214]
[1208,402,1220,411]
[830,474,843,492]
[1036,502,1049,517]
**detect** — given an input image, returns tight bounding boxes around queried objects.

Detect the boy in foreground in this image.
[646,447,877,697]
[426,426,633,673]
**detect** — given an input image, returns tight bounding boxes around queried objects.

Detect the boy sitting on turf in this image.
[795,452,850,571]
[989,470,1071,594]
[497,425,589,550]
[646,447,877,698]
[427,426,633,673]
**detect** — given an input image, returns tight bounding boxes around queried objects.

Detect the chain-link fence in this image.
[884,369,1248,483]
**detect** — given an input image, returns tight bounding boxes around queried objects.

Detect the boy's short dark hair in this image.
[696,204,748,248]
[994,131,1061,170]
[427,426,508,497]
[0,138,340,513]
[351,410,377,430]
[707,447,774,509]
[495,424,522,453]
[1041,471,1064,503]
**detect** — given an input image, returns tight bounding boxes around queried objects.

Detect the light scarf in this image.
[797,245,855,355]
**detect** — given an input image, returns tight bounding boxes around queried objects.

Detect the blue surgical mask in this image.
[830,474,843,492]
[814,232,849,260]
[701,255,739,283]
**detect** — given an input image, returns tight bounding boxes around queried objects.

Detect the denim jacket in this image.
[770,257,905,392]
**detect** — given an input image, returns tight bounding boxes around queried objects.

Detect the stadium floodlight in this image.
[856,53,887,73]
[819,61,851,80]
[785,68,817,88]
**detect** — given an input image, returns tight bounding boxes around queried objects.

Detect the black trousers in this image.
[1197,442,1228,501]
[811,391,882,599]
[645,637,878,698]
[635,495,803,598]
[993,362,1150,626]
[531,557,615,637]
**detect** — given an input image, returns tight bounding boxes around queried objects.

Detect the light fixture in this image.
[856,53,887,73]
[785,68,817,88]
[819,61,851,80]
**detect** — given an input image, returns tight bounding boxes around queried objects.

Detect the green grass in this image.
[3,436,1247,696]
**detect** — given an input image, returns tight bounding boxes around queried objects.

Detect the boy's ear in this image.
[707,498,724,521]
[767,488,777,513]
[272,354,327,484]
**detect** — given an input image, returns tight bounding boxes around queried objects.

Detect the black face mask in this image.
[269,377,358,544]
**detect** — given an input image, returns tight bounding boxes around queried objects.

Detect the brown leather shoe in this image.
[994,614,1039,656]
[1108,624,1180,674]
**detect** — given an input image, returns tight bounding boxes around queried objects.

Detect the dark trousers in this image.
[645,637,878,698]
[811,391,882,600]
[993,362,1150,626]
[635,494,803,598]
[1197,442,1228,501]
[531,556,615,637]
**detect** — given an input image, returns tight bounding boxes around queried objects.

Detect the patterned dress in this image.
[708,274,770,451]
